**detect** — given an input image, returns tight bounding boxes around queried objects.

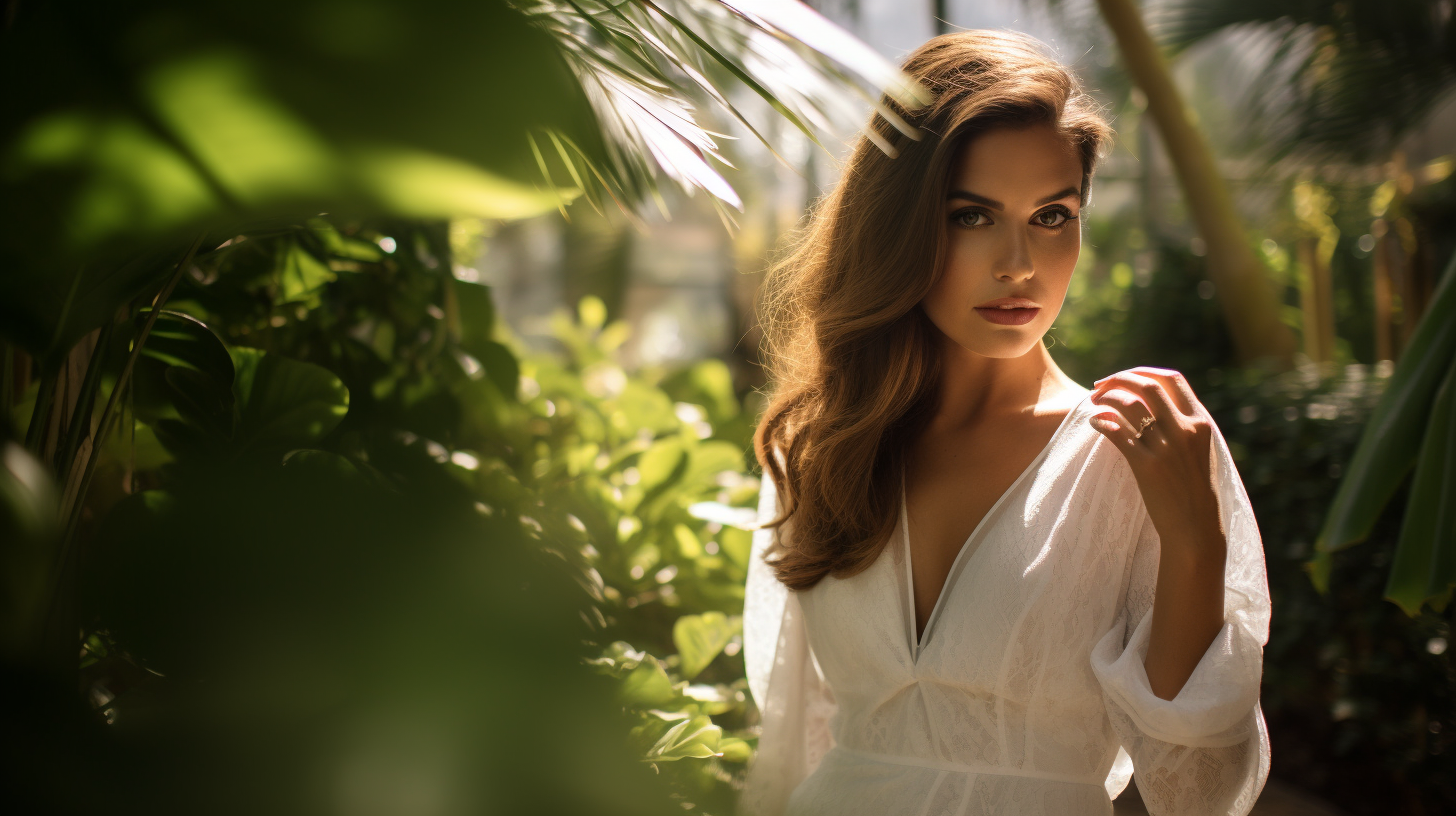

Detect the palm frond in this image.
[1156,0,1456,163]
[516,0,930,219]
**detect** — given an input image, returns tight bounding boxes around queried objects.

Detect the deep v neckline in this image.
[900,396,1087,664]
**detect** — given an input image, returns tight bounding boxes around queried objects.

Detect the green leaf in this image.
[686,359,737,422]
[672,611,739,680]
[1384,358,1456,615]
[673,523,702,559]
[454,281,496,349]
[230,348,349,451]
[715,736,751,763]
[1315,251,1456,558]
[614,381,678,435]
[644,713,721,761]
[637,438,686,491]
[132,310,236,431]
[681,440,747,492]
[0,0,600,305]
[307,218,382,262]
[718,526,752,570]
[277,237,336,302]
[618,655,678,708]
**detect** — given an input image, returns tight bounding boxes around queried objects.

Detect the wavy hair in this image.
[753,30,1113,590]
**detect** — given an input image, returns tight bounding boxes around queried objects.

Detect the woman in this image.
[741,30,1271,816]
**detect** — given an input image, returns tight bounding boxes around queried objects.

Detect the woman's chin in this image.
[947,330,1047,360]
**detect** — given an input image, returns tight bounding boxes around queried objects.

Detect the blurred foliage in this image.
[1313,254,1456,614]
[0,0,593,367]
[1163,0,1456,164]
[0,205,769,812]
[515,296,765,811]
[0,2,917,809]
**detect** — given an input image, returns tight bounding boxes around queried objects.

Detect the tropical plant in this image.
[0,0,916,670]
[1156,0,1456,614]
[0,1,922,812]
[1311,252,1456,613]
[1160,0,1456,165]
[1089,0,1299,367]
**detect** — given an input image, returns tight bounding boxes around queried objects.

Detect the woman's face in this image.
[921,122,1085,359]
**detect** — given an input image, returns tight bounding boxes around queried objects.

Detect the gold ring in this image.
[1134,415,1155,439]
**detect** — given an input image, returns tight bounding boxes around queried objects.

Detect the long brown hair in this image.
[753,30,1113,590]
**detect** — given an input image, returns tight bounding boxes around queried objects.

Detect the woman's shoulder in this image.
[1035,383,1136,483]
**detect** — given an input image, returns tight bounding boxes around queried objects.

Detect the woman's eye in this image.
[953,210,991,228]
[1035,209,1071,227]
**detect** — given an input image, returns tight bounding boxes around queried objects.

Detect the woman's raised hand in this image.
[1087,366,1227,561]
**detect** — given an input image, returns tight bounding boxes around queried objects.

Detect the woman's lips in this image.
[974,298,1041,326]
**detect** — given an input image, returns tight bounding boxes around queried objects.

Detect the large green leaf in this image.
[643,713,722,761]
[275,237,336,303]
[1384,359,1456,614]
[230,347,349,451]
[671,611,739,680]
[618,655,679,708]
[132,310,236,429]
[1312,252,1456,590]
[0,0,599,361]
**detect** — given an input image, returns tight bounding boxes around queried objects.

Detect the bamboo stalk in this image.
[1094,0,1298,367]
[1374,219,1394,362]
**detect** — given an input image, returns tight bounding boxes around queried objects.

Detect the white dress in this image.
[740,395,1271,816]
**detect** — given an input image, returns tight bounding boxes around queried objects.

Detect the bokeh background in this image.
[1,1,1453,815]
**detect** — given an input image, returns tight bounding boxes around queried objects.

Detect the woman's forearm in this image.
[1142,529,1228,701]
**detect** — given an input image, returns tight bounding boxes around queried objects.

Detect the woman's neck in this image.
[930,335,1083,431]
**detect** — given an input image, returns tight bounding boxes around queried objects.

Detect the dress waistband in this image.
[831,746,1106,788]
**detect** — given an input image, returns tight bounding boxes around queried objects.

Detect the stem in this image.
[56,318,115,484]
[60,232,206,541]
[1094,0,1297,368]
[35,234,205,673]
[23,367,57,453]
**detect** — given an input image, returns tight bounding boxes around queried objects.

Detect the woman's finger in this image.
[1089,411,1144,455]
[1089,387,1156,438]
[1128,366,1197,415]
[1091,371,1181,422]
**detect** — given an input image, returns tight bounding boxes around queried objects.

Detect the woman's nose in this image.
[993,229,1034,282]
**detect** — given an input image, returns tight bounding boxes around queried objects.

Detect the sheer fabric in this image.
[741,396,1271,816]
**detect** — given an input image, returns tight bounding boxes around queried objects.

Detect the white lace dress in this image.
[740,396,1271,816]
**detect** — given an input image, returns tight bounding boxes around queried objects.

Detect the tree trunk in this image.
[1095,0,1298,368]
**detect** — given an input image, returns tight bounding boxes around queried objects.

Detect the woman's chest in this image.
[798,453,1143,701]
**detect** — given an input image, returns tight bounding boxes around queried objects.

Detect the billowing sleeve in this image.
[1089,422,1272,815]
[739,473,837,816]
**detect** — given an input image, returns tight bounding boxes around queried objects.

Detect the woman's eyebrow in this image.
[946,186,1081,209]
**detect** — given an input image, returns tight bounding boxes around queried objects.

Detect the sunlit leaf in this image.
[672,611,739,679]
[276,237,336,303]
[1384,359,1456,614]
[637,438,687,490]
[644,713,721,760]
[619,655,679,707]
[1315,252,1456,569]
